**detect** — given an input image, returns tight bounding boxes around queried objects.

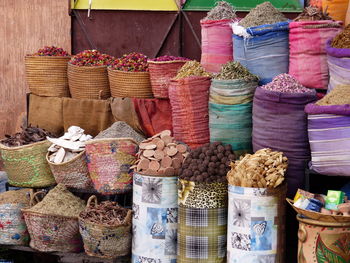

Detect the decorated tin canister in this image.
[227,184,287,263]
[178,180,228,263]
[297,216,350,263]
[132,173,178,263]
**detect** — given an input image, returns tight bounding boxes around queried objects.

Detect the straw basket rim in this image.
[0,140,50,151]
[296,214,350,227]
[46,150,86,167]
[85,137,138,146]
[21,208,79,220]
[107,68,150,75]
[68,62,108,69]
[147,60,190,64]
[135,171,179,178]
[25,55,71,59]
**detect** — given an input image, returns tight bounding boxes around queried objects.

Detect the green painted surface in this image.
[183,0,303,12]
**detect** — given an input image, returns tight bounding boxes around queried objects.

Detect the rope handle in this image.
[87,195,98,208]
[29,191,46,207]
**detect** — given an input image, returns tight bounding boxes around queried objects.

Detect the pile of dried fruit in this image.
[332,24,350,49]
[31,46,69,56]
[261,74,314,93]
[215,61,259,81]
[239,2,288,28]
[294,6,332,21]
[149,55,190,62]
[27,184,85,217]
[316,85,350,105]
[203,1,237,21]
[47,126,92,164]
[110,52,148,72]
[95,121,145,143]
[1,125,55,147]
[227,148,288,188]
[174,61,212,79]
[70,50,114,66]
[179,142,235,183]
[80,198,130,226]
[0,189,31,205]
[133,130,189,176]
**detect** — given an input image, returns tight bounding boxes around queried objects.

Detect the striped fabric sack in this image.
[326,41,350,92]
[201,19,235,73]
[169,77,211,149]
[305,103,350,176]
[289,21,342,90]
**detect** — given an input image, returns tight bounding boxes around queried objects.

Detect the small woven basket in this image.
[46,151,92,189]
[25,56,71,97]
[108,68,153,98]
[0,203,30,245]
[148,60,188,98]
[22,191,83,253]
[85,138,138,195]
[0,140,56,187]
[79,196,132,258]
[68,63,110,99]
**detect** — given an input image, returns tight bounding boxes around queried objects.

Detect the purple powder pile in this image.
[261,74,314,93]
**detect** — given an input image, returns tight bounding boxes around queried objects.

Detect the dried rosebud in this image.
[31,46,70,56]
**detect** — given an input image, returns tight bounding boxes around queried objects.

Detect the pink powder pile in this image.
[261,74,314,93]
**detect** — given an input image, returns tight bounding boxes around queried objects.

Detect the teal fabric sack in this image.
[209,102,252,156]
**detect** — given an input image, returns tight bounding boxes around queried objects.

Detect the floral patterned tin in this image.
[227,184,287,263]
[132,173,178,263]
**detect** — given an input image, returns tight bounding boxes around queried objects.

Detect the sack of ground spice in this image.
[174,60,212,79]
[22,184,85,252]
[305,103,350,176]
[95,121,145,143]
[289,20,342,90]
[253,75,317,197]
[169,77,211,149]
[232,19,289,85]
[201,1,238,73]
[316,85,350,105]
[326,27,350,91]
[209,62,257,155]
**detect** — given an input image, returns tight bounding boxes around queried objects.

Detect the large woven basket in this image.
[79,196,132,258]
[0,140,56,187]
[25,56,71,97]
[108,68,153,98]
[22,191,83,253]
[68,63,110,99]
[148,60,187,98]
[85,138,138,195]
[46,151,92,189]
[0,203,29,245]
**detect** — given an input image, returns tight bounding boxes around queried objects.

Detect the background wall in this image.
[0,0,71,138]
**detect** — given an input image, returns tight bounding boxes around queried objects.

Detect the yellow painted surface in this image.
[72,0,179,11]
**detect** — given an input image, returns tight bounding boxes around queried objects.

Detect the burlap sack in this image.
[62,98,114,137]
[109,98,144,136]
[28,94,64,136]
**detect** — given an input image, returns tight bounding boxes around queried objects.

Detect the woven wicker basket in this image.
[148,60,188,98]
[0,140,56,187]
[46,151,92,189]
[68,63,110,99]
[25,56,71,97]
[79,196,132,258]
[85,138,138,195]
[108,68,153,98]
[22,191,83,253]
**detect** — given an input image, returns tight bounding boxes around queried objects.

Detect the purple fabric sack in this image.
[326,40,350,91]
[307,103,350,176]
[253,87,317,197]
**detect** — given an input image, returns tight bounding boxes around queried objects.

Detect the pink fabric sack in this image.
[289,20,342,90]
[201,19,235,73]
